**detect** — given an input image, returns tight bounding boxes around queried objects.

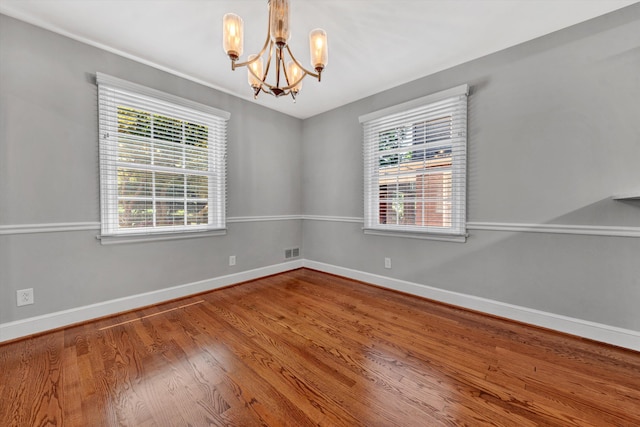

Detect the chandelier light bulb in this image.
[269,0,291,48]
[223,13,243,61]
[309,28,328,72]
[286,61,303,94]
[247,54,264,91]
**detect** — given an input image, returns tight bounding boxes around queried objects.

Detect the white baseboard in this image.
[3,258,638,352]
[0,260,303,343]
[303,260,640,352]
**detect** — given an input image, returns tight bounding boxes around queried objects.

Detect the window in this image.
[97,73,229,240]
[360,85,468,241]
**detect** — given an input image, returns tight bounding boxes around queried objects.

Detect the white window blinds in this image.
[97,73,229,238]
[360,85,468,239]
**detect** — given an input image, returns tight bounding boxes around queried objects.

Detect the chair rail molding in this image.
[4,218,638,238]
[0,222,101,235]
[467,221,640,238]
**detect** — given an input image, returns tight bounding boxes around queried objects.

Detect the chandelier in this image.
[222,0,328,101]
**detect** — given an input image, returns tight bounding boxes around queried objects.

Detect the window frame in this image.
[359,84,468,242]
[96,73,230,242]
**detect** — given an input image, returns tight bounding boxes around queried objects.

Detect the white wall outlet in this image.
[229,255,236,266]
[384,257,392,269]
[17,288,34,306]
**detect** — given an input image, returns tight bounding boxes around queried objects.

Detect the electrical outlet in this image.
[384,257,392,269]
[229,255,236,266]
[17,288,34,306]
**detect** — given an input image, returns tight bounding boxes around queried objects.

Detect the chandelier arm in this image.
[285,45,320,79]
[280,53,296,101]
[233,31,271,69]
[282,54,291,87]
[260,81,300,92]
[258,81,291,93]
[256,49,299,93]
[280,49,305,90]
[244,41,274,87]
[262,42,275,83]
[275,48,282,88]
[259,47,304,92]
[236,46,314,94]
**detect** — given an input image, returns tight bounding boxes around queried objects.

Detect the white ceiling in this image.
[1,0,636,119]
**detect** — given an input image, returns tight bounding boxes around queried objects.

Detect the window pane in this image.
[118,200,153,228]
[156,201,184,226]
[118,168,152,198]
[187,175,208,199]
[154,140,183,168]
[415,171,452,227]
[187,201,208,225]
[155,172,185,198]
[185,145,208,171]
[118,107,151,138]
[118,137,152,165]
[185,122,208,148]
[378,128,402,167]
[153,114,183,143]
[153,115,184,168]
[118,107,152,164]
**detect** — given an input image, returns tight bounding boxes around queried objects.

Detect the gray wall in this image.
[0,14,303,324]
[302,5,640,331]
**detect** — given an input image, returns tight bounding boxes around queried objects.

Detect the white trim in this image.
[303,260,640,351]
[0,222,100,235]
[358,84,469,123]
[302,215,364,223]
[227,215,303,223]
[467,221,640,238]
[0,260,303,343]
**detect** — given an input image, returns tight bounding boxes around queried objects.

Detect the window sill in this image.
[97,229,226,245]
[363,228,467,243]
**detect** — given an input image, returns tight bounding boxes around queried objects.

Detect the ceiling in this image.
[1,0,636,119]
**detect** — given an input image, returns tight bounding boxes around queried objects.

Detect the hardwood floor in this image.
[1,268,639,426]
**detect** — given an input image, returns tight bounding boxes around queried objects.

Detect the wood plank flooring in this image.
[1,268,639,426]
